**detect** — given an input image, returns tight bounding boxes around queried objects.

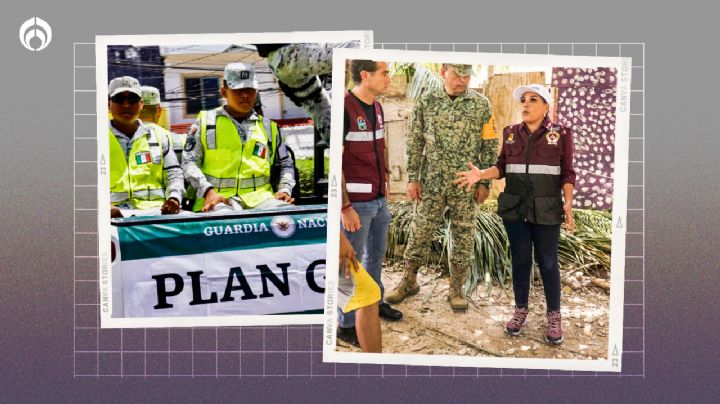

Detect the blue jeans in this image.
[503,221,561,312]
[338,197,391,328]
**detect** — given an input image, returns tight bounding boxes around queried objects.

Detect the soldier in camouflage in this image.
[385,64,499,312]
[255,42,357,143]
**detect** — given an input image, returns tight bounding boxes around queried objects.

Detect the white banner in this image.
[117,244,326,317]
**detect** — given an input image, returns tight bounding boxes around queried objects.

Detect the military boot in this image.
[385,260,421,304]
[448,268,468,313]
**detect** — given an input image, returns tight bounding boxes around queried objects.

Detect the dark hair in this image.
[350,60,379,84]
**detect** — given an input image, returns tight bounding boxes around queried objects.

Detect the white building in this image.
[159,44,308,127]
[157,44,317,159]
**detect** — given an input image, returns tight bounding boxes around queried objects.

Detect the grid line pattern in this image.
[74,42,644,378]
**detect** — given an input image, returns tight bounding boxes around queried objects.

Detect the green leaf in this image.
[386,201,611,295]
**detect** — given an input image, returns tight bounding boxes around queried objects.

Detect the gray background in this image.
[1,0,717,401]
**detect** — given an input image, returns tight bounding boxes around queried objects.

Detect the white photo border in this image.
[96,31,373,328]
[322,47,631,372]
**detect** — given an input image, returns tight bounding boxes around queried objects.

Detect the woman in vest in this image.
[454,84,576,345]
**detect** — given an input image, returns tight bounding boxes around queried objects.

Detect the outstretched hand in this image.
[454,162,483,192]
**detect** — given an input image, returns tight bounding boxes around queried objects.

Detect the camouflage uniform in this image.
[265,42,355,87]
[265,42,357,143]
[404,73,498,270]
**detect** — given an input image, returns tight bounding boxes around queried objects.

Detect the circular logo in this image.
[270,215,296,239]
[19,17,52,52]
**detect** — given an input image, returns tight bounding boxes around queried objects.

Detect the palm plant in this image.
[558,209,612,276]
[386,201,612,293]
[388,62,444,100]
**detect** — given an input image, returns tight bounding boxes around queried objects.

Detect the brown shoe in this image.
[505,306,529,335]
[385,260,421,304]
[546,310,564,345]
[448,267,468,312]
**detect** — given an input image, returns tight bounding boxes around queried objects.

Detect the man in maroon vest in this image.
[336,60,402,349]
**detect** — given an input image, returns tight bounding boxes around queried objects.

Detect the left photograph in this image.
[95,31,372,327]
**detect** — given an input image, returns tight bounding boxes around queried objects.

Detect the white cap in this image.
[108,76,142,98]
[140,86,161,105]
[224,63,258,90]
[512,84,553,107]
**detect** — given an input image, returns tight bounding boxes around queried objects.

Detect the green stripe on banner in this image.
[117,213,327,261]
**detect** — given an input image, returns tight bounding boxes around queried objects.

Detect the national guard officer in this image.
[139,85,186,164]
[107,76,183,218]
[182,63,296,212]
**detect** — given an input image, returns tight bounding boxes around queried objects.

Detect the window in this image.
[185,77,221,115]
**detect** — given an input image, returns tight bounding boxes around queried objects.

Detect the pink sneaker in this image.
[505,306,529,335]
[546,310,564,345]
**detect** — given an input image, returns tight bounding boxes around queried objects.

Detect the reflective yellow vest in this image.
[108,126,166,209]
[146,122,186,164]
[192,108,278,211]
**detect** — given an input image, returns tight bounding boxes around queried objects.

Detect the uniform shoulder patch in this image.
[184,135,196,152]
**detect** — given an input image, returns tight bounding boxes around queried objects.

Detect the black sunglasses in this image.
[111,93,141,104]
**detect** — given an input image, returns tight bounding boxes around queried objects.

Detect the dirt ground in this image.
[337,263,610,360]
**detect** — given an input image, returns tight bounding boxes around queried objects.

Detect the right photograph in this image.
[323,48,631,372]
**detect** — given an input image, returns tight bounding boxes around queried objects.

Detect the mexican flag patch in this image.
[253,143,268,158]
[135,151,152,165]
